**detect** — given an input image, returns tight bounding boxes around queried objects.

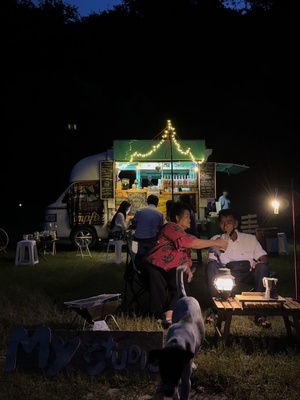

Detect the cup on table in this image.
[23,234,28,240]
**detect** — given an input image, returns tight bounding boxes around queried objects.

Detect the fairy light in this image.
[128,120,204,163]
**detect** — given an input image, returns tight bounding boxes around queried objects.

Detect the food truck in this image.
[43,135,248,248]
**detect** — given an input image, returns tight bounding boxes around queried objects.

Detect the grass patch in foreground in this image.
[0,241,299,399]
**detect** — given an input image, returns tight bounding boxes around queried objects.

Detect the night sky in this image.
[2,1,299,237]
[32,0,122,15]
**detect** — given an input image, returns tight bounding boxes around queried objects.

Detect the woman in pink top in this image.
[142,201,227,328]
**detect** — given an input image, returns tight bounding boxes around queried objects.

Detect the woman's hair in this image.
[110,200,131,230]
[166,199,175,220]
[218,208,238,222]
[179,193,195,212]
[169,201,191,223]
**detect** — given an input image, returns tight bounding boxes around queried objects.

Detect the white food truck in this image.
[43,139,248,248]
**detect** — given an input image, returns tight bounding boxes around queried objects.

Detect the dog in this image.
[148,264,205,400]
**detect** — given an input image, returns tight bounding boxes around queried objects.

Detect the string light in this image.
[128,120,204,164]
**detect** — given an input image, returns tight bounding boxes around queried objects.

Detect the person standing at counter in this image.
[218,189,231,209]
[129,194,164,265]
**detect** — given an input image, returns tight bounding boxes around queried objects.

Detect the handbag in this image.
[226,260,251,273]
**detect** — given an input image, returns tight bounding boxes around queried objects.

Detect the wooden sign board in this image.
[100,161,114,199]
[5,327,163,377]
[199,162,216,198]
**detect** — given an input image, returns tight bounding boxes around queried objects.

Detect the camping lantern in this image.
[213,268,235,300]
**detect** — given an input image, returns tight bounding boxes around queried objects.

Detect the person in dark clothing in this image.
[179,193,202,267]
[205,198,217,217]
[165,199,175,222]
[129,194,165,266]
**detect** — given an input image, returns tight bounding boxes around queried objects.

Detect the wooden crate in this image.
[240,213,258,234]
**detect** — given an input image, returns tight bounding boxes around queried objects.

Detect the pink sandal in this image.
[254,316,271,329]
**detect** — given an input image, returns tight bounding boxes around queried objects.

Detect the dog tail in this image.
[176,264,188,299]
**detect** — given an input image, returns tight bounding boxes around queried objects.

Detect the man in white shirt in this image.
[205,209,271,328]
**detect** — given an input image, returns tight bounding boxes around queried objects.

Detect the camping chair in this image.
[123,237,149,315]
[64,293,121,331]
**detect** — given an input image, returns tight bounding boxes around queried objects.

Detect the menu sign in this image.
[100,161,114,199]
[200,162,216,198]
[127,192,147,216]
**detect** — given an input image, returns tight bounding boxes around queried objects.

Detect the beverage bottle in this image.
[220,232,230,253]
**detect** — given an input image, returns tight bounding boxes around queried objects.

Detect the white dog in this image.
[148,264,205,400]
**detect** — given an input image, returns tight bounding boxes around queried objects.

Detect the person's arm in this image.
[128,213,137,229]
[251,236,269,269]
[115,213,127,231]
[251,254,269,270]
[184,237,228,251]
[219,196,224,209]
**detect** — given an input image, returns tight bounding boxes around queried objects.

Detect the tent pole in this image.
[291,178,298,300]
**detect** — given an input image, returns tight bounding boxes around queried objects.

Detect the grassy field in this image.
[0,238,300,400]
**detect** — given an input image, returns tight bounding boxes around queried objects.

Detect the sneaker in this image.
[253,315,272,329]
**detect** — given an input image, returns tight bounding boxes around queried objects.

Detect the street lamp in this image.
[272,189,279,214]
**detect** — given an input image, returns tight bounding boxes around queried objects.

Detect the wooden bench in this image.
[212,293,300,345]
[240,213,258,234]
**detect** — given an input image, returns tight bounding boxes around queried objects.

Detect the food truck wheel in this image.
[70,227,98,249]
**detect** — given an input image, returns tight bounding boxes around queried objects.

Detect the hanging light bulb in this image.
[272,189,279,214]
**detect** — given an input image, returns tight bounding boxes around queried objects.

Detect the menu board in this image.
[100,161,114,199]
[200,162,216,198]
[127,192,147,216]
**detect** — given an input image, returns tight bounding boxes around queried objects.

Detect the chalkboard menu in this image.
[200,162,216,198]
[100,161,114,199]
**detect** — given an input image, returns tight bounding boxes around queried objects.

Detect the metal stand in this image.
[76,238,92,258]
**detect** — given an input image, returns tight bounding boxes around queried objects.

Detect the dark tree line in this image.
[1,0,299,228]
[2,1,299,171]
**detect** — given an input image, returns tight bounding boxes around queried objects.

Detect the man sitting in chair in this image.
[205,209,272,328]
[129,194,165,266]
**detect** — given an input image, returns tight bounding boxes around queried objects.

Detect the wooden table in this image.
[212,292,300,345]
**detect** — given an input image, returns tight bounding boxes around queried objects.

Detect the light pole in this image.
[272,178,298,300]
[291,178,298,300]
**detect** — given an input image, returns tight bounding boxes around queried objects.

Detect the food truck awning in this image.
[113,140,206,161]
[216,163,249,175]
[113,140,249,174]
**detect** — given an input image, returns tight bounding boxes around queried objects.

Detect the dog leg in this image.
[177,361,192,400]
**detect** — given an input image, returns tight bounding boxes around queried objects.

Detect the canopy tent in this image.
[216,163,249,175]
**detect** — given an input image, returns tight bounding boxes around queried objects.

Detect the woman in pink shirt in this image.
[142,201,227,328]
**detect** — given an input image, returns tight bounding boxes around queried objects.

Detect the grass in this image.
[0,238,300,400]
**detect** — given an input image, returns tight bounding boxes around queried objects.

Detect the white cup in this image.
[23,235,28,240]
